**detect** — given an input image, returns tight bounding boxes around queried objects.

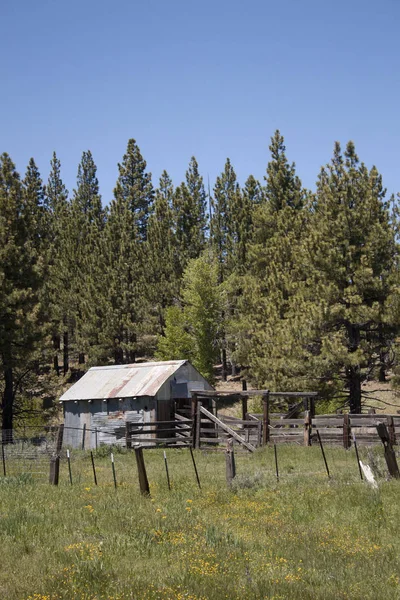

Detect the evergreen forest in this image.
[1,131,400,433]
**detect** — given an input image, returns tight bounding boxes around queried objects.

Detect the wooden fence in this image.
[126,420,193,448]
[246,412,400,448]
[122,412,400,451]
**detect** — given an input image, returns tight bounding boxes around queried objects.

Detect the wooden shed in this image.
[60,360,214,448]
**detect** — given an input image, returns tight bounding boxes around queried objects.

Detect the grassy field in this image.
[0,444,400,600]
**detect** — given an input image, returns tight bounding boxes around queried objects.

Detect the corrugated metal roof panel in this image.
[60,360,188,401]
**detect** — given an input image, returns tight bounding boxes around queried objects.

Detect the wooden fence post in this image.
[49,455,60,485]
[91,451,98,485]
[126,422,132,449]
[242,397,248,421]
[242,380,248,421]
[343,413,351,449]
[274,443,279,481]
[262,393,270,446]
[352,432,363,481]
[111,453,117,489]
[225,438,236,487]
[195,401,201,449]
[81,424,86,450]
[56,424,64,453]
[191,394,198,450]
[163,450,171,490]
[189,447,201,489]
[67,449,72,485]
[387,416,396,446]
[376,422,400,479]
[316,430,330,479]
[135,447,150,495]
[304,411,311,446]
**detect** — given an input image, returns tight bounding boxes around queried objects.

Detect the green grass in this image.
[0,444,400,600]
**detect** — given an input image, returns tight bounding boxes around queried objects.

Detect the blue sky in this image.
[1,0,399,202]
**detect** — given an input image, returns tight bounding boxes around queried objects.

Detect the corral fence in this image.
[190,410,400,450]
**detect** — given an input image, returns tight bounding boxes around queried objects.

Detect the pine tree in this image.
[238,141,398,412]
[222,176,263,376]
[265,130,303,211]
[147,171,177,332]
[70,150,105,364]
[113,139,154,241]
[172,156,207,279]
[210,158,239,283]
[100,139,153,363]
[23,158,49,254]
[45,152,71,376]
[243,174,264,206]
[72,151,104,227]
[209,159,241,378]
[185,156,208,249]
[234,132,309,390]
[231,175,263,273]
[302,142,399,412]
[0,154,45,437]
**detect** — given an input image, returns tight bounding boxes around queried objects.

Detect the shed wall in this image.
[155,363,213,424]
[156,362,213,402]
[64,396,155,449]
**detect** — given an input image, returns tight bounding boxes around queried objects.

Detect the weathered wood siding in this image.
[63,402,82,447]
[64,396,155,448]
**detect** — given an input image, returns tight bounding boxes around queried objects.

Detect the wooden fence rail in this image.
[126,420,194,448]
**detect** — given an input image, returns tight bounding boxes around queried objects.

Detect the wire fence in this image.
[0,426,59,482]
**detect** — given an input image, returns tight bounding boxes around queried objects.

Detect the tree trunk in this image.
[222,348,227,381]
[2,366,14,443]
[378,324,387,382]
[63,330,69,375]
[53,355,60,376]
[78,353,85,365]
[348,366,362,413]
[127,331,136,364]
[114,347,123,364]
[114,334,123,365]
[53,334,60,376]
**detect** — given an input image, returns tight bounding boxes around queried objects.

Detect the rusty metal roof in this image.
[60,360,188,401]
